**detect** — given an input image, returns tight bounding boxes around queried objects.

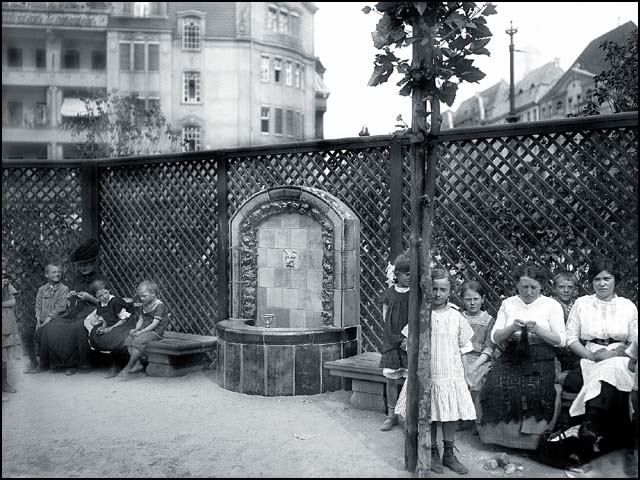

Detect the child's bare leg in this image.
[117,347,138,376]
[129,358,144,373]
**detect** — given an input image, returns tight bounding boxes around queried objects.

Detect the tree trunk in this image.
[406,17,442,475]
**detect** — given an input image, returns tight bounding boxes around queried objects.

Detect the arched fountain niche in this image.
[216,186,360,396]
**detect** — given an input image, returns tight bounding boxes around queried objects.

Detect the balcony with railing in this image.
[2,2,110,29]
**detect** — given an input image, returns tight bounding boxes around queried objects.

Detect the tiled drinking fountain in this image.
[216,186,360,395]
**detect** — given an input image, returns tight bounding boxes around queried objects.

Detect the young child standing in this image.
[33,262,69,372]
[460,280,497,434]
[2,256,20,401]
[552,270,581,380]
[428,268,476,475]
[377,253,410,431]
[118,281,168,379]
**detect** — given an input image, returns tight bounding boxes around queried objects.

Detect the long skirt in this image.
[38,317,90,368]
[479,342,561,450]
[89,318,136,353]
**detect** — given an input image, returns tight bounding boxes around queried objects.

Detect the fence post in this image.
[216,153,230,323]
[389,140,404,260]
[79,162,100,246]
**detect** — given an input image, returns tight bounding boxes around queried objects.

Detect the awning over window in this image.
[60,98,100,117]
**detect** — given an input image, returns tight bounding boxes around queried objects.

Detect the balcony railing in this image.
[3,2,111,12]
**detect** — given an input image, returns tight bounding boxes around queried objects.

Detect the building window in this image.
[133,2,150,17]
[294,111,301,139]
[526,111,530,121]
[63,49,80,69]
[585,89,593,102]
[7,47,22,68]
[261,56,270,82]
[182,125,200,152]
[148,44,159,71]
[92,50,106,70]
[556,100,563,114]
[134,43,145,71]
[278,10,289,34]
[294,64,301,88]
[577,93,582,105]
[35,102,47,127]
[285,109,294,136]
[182,17,201,50]
[541,106,546,118]
[261,107,270,133]
[7,101,23,127]
[273,58,282,83]
[268,6,278,32]
[290,12,300,37]
[183,72,201,103]
[147,98,160,111]
[285,61,292,86]
[300,65,305,89]
[274,107,283,135]
[35,48,46,69]
[119,43,130,71]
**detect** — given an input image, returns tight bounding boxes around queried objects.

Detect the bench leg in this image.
[145,352,209,378]
[350,379,386,413]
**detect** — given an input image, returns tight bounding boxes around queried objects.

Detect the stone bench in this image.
[324,351,403,413]
[144,331,218,377]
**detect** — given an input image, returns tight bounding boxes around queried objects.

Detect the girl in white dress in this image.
[427,269,476,474]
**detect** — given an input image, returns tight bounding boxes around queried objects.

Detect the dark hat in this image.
[70,239,100,264]
[393,253,411,273]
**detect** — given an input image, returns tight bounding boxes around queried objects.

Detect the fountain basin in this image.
[216,318,358,396]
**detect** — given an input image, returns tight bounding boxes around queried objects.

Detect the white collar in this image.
[394,285,410,293]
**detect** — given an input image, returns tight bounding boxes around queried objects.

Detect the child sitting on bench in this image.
[117,280,168,379]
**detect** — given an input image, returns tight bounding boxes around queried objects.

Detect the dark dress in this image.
[377,287,409,370]
[38,271,107,369]
[89,296,136,353]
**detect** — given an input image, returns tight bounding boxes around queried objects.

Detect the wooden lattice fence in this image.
[2,113,637,353]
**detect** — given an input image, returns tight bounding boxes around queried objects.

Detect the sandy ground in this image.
[2,355,635,478]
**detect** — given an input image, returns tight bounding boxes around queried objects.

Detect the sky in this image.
[314,2,638,139]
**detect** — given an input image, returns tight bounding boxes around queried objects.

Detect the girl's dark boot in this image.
[2,363,17,393]
[442,440,468,474]
[430,445,444,474]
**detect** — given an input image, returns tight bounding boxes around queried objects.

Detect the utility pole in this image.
[506,21,518,123]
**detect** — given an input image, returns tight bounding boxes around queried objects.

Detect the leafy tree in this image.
[365,2,496,474]
[580,30,638,116]
[65,88,183,159]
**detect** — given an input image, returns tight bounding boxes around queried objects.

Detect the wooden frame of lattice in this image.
[2,113,637,353]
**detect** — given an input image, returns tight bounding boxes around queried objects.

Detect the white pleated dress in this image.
[394,306,477,421]
[431,307,477,421]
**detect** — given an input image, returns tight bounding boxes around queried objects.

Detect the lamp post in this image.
[506,21,518,123]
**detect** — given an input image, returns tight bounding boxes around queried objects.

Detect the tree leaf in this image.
[458,66,485,82]
[362,6,372,14]
[483,3,498,15]
[439,81,459,106]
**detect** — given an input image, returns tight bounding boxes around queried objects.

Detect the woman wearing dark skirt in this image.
[88,279,136,378]
[478,263,566,450]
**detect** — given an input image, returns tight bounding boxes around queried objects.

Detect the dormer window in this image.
[183,17,201,50]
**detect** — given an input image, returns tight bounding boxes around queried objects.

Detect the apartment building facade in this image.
[2,2,327,161]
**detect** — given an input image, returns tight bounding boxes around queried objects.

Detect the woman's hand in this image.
[129,328,137,335]
[593,349,616,362]
[76,291,92,301]
[525,320,539,334]
[513,319,526,329]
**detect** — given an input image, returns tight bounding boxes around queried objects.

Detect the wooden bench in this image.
[144,331,217,377]
[324,351,403,413]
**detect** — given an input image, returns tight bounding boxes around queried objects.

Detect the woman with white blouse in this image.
[564,258,637,453]
[478,263,566,450]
